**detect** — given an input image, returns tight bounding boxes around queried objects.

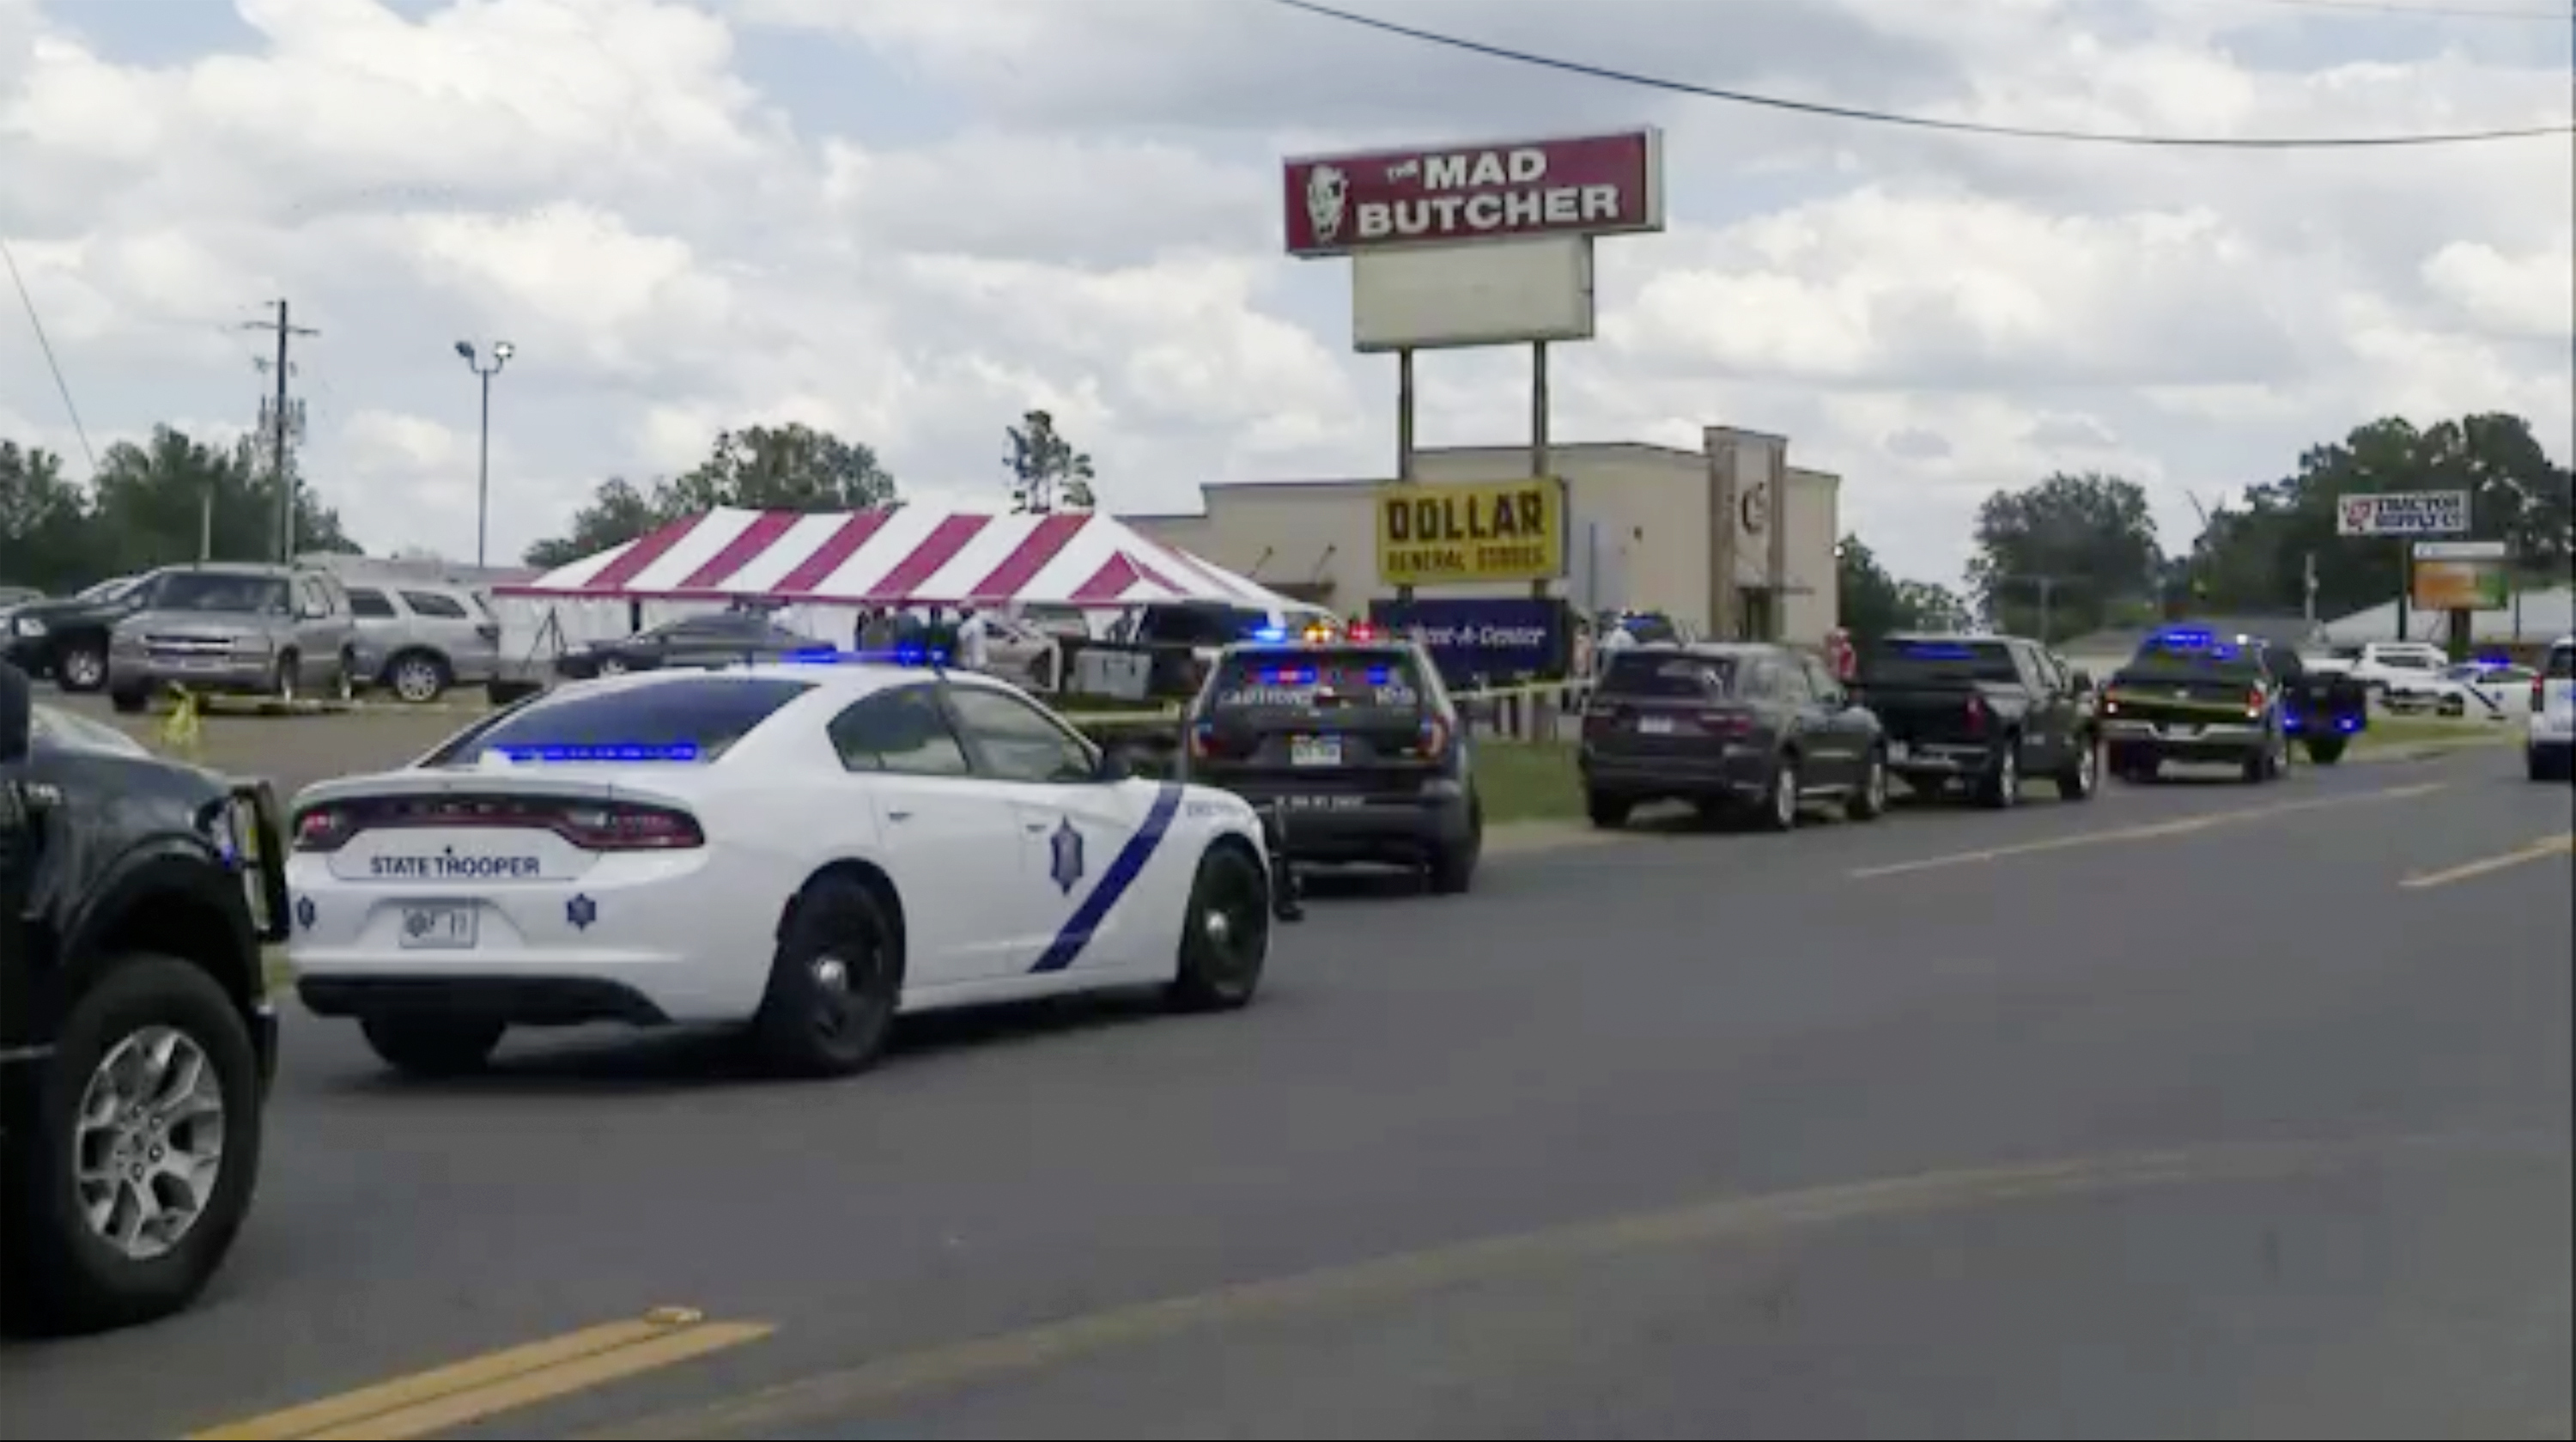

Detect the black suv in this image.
[1178,636,1482,892]
[0,660,289,1333]
[3,575,148,694]
[1581,642,1890,831]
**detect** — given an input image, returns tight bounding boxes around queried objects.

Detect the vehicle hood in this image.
[9,597,125,630]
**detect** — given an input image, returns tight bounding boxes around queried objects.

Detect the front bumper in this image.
[114,654,276,693]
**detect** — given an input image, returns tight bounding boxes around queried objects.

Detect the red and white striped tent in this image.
[492,507,1298,611]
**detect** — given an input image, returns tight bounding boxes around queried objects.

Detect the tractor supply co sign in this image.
[2336,491,2469,538]
[1285,130,1664,257]
[1375,478,1567,586]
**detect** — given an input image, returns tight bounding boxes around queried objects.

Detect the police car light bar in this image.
[780,647,951,667]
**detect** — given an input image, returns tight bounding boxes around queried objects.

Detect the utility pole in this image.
[242,301,318,563]
[2000,573,2071,642]
[2301,551,2319,631]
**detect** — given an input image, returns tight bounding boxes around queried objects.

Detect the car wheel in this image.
[388,651,450,705]
[2057,738,2099,801]
[1586,790,1632,830]
[108,685,149,715]
[270,653,300,703]
[0,955,262,1336]
[360,1015,504,1078]
[2304,733,2348,765]
[1847,746,1889,821]
[752,875,899,1077]
[57,641,108,693]
[330,651,356,703]
[1425,800,1481,896]
[1975,743,2020,809]
[1170,845,1270,1012]
[1761,756,1801,832]
[596,657,629,678]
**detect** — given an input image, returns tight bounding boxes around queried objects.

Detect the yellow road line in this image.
[186,1308,772,1441]
[1850,782,2446,879]
[2400,834,2576,891]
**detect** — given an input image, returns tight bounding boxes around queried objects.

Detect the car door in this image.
[292,576,343,684]
[1770,650,1850,787]
[1800,653,1873,774]
[824,684,1028,988]
[942,684,1164,980]
[2012,642,2073,770]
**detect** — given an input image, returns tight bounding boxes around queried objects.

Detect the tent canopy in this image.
[494,507,1302,611]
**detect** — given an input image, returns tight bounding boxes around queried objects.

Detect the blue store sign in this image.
[1367,597,1570,682]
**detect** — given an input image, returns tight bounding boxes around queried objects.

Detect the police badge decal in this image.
[1305,164,1349,245]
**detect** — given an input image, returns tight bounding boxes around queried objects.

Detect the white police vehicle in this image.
[2529,634,2573,782]
[283,654,1298,1079]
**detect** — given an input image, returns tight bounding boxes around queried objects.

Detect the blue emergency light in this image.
[1901,643,1977,660]
[495,743,702,763]
[1249,625,1289,642]
[781,647,951,667]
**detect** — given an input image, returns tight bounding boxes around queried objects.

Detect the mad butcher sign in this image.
[1284,129,1665,257]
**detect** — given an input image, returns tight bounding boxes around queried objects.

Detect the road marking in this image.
[185,1308,772,1441]
[2399,834,2576,891]
[1849,782,2447,879]
[572,1132,2552,1441]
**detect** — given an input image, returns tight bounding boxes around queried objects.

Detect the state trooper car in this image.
[283,656,1299,1080]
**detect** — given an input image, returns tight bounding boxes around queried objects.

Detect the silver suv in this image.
[343,581,502,703]
[106,564,359,713]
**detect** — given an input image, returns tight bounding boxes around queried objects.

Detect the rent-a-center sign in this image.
[1284,129,1664,256]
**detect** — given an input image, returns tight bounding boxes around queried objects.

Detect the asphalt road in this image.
[1,706,2567,1440]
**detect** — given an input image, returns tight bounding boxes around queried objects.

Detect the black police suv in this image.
[1581,642,1890,831]
[0,660,289,1333]
[2099,627,2366,782]
[1179,636,1483,892]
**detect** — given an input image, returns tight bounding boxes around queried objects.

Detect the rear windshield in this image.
[424,677,813,764]
[2548,644,2574,679]
[1599,651,1736,698]
[2117,646,2268,685]
[1862,640,2018,684]
[1211,648,1425,709]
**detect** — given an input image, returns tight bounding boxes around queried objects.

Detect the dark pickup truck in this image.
[2,660,289,1334]
[2098,627,2366,781]
[1852,634,2099,806]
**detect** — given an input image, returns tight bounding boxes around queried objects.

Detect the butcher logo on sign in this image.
[1305,165,1350,244]
[2342,497,2375,534]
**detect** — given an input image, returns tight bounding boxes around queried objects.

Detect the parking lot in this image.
[4,697,2570,1439]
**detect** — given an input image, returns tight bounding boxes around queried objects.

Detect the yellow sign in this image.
[1375,478,1566,586]
[2411,557,2509,611]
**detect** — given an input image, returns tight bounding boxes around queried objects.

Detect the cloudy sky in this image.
[1,0,2567,587]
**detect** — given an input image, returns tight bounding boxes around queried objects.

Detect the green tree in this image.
[1836,535,1971,640]
[1893,579,1972,633]
[2184,414,2572,619]
[0,441,99,593]
[525,424,901,568]
[1965,471,2164,643]
[1005,410,1096,514]
[85,426,356,573]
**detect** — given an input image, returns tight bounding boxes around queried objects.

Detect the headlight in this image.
[14,617,45,636]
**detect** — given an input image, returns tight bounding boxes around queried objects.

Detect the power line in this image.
[0,236,100,474]
[1267,0,2576,148]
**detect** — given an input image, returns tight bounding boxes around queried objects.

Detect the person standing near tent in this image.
[956,605,992,673]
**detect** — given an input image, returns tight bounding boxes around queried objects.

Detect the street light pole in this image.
[454,339,515,567]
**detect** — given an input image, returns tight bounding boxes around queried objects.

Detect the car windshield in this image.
[148,571,289,615]
[1862,640,2018,684]
[422,677,814,764]
[1211,648,1425,710]
[1599,651,1737,698]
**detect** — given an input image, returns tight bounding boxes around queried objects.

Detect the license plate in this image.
[398,904,477,951]
[1886,739,1910,762]
[1291,736,1343,767]
[1637,715,1675,734]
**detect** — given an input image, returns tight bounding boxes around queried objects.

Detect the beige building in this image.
[1126,430,1842,643]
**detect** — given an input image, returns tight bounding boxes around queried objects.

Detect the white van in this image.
[2528,635,2573,781]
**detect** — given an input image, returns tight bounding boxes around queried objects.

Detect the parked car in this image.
[106,564,360,713]
[3,575,147,693]
[2528,635,2573,781]
[1581,642,1889,831]
[552,611,819,681]
[0,585,42,612]
[2099,627,2366,779]
[343,581,502,703]
[1,664,289,1333]
[1851,633,2099,806]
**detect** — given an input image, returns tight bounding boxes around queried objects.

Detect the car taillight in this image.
[295,806,353,853]
[2245,686,2264,719]
[2535,677,2548,710]
[1582,704,1617,739]
[1698,711,1754,739]
[291,797,703,852]
[558,803,702,851]
[1419,715,1451,760]
[1962,696,1987,735]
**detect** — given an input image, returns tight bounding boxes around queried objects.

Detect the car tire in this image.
[2530,746,2572,782]
[360,1015,504,1078]
[1425,799,1481,896]
[1760,756,1801,832]
[270,653,300,703]
[1974,742,2021,809]
[2056,737,2099,801]
[1586,790,1632,830]
[1847,745,1889,821]
[2305,734,2349,766]
[0,954,263,1337]
[56,640,109,694]
[2244,729,2288,784]
[751,875,899,1077]
[386,651,451,704]
[1170,845,1270,1013]
[108,685,149,715]
[331,650,357,703]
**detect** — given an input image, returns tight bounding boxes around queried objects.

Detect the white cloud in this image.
[0,0,2567,589]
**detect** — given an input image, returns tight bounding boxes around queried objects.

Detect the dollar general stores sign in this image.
[1375,478,1567,586]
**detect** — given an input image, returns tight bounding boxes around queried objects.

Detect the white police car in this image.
[284,657,1297,1078]
[2529,635,2573,782]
